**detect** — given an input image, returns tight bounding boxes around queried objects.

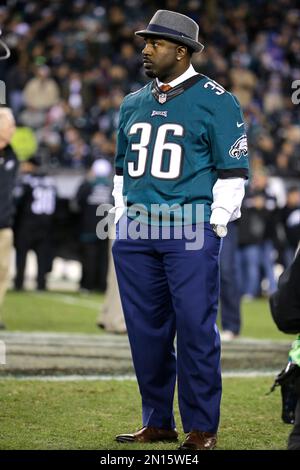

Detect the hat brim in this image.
[135,30,204,53]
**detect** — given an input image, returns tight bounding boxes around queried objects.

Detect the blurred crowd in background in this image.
[1,0,300,296]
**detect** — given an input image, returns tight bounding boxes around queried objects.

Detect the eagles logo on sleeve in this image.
[229,134,248,160]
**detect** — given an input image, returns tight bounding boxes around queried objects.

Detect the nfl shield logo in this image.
[158,93,167,104]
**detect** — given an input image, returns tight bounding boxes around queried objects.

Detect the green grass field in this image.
[1,290,103,334]
[0,377,291,450]
[0,290,295,340]
[0,290,295,450]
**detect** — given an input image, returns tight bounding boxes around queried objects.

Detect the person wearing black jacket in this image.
[13,157,56,291]
[237,170,278,298]
[270,248,300,450]
[0,107,18,329]
[74,158,112,292]
[280,186,300,267]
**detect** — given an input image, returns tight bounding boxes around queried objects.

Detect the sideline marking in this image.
[0,371,278,382]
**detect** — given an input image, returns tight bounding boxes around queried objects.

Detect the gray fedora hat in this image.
[135,10,204,53]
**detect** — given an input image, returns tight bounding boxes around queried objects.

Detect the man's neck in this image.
[156,64,197,88]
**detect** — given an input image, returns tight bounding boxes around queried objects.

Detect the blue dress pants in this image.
[112,220,222,433]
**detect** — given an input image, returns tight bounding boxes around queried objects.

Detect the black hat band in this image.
[146,23,192,40]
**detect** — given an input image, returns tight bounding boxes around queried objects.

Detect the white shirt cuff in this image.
[112,175,125,209]
[210,177,246,226]
[210,207,232,226]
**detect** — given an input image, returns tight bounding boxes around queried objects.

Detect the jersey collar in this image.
[152,72,205,104]
[156,64,198,89]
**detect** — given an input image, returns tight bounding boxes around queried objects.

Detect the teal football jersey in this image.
[115,74,249,225]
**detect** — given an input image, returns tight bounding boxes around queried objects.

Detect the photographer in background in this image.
[0,107,18,329]
[280,186,300,268]
[269,248,300,450]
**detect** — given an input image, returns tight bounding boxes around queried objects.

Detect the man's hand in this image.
[211,224,228,238]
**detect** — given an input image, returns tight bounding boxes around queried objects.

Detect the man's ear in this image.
[176,45,189,60]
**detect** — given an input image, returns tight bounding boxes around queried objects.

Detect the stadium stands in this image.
[0,0,299,290]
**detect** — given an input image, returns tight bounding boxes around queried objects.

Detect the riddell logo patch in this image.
[151,110,168,117]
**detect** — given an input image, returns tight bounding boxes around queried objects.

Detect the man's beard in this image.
[145,69,156,78]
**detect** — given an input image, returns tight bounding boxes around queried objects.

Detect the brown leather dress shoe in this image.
[116,426,178,443]
[179,431,217,450]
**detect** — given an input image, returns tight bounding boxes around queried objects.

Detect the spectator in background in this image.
[237,169,278,298]
[230,55,257,108]
[23,65,60,111]
[97,227,126,334]
[219,222,241,341]
[62,127,91,169]
[281,186,300,267]
[14,157,56,291]
[1,0,300,178]
[0,107,18,329]
[74,158,112,292]
[5,56,29,115]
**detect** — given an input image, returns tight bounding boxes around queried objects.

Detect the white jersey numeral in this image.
[151,124,183,179]
[128,122,151,177]
[31,187,56,215]
[204,80,225,95]
[128,122,184,180]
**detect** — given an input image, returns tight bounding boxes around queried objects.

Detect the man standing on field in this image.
[112,10,248,450]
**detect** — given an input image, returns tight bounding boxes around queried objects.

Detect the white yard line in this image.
[0,330,291,345]
[0,370,278,382]
[0,331,128,344]
[0,374,136,381]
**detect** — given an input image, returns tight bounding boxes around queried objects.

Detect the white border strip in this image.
[0,371,278,382]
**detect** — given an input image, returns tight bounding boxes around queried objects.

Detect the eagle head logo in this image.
[229,135,248,160]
